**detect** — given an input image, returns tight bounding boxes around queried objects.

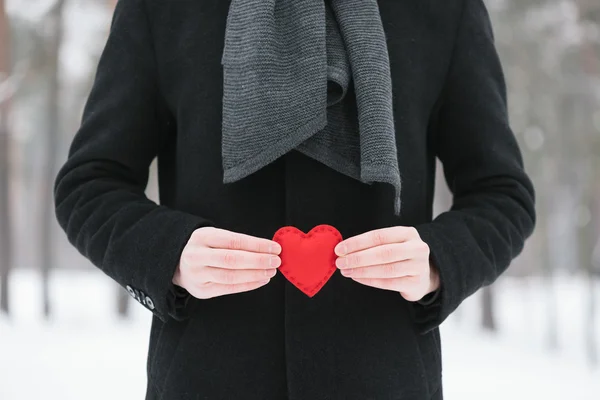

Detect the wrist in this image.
[172,262,183,287]
[427,261,440,294]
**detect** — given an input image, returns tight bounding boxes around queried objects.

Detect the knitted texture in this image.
[221,0,402,215]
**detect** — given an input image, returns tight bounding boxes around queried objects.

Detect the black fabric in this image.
[53,0,536,399]
[417,287,440,307]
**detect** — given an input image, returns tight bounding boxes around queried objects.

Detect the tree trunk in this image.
[589,127,600,368]
[575,0,600,366]
[117,289,130,317]
[0,0,12,316]
[40,0,66,318]
[481,286,496,331]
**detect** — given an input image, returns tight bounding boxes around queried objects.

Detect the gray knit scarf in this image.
[220,0,402,215]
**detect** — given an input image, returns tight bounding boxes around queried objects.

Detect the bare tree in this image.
[481,287,496,331]
[575,0,600,367]
[39,0,66,318]
[0,0,11,316]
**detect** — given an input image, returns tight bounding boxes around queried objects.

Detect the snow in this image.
[442,328,600,400]
[0,269,151,400]
[1,269,599,400]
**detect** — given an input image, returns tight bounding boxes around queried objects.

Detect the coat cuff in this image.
[166,284,195,321]
[417,286,441,306]
[408,223,456,334]
[120,209,213,323]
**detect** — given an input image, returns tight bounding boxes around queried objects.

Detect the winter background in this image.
[1,0,599,399]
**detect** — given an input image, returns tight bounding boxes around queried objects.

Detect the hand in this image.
[173,227,282,299]
[334,226,440,302]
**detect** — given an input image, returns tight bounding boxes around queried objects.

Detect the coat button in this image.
[126,285,136,298]
[145,296,155,310]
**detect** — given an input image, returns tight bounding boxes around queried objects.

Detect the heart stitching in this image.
[273,224,343,297]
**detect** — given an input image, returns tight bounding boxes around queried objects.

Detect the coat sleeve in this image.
[53,0,212,323]
[411,0,536,333]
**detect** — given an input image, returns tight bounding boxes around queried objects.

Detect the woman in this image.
[53,0,536,399]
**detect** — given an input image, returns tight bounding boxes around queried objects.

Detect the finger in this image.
[335,226,419,256]
[198,227,282,254]
[339,260,418,279]
[351,276,420,292]
[201,266,278,285]
[336,241,420,269]
[194,279,272,299]
[189,247,280,270]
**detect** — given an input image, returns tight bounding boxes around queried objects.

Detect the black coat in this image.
[53,0,536,399]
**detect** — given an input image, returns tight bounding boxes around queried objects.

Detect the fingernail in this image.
[336,243,347,256]
[270,243,282,254]
[266,269,277,278]
[270,256,281,268]
[336,257,346,268]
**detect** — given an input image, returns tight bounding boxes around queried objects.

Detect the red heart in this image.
[272,224,343,297]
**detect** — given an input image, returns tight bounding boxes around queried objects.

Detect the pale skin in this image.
[334,226,440,302]
[173,226,440,301]
[173,227,282,299]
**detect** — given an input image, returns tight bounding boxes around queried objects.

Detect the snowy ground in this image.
[1,269,599,400]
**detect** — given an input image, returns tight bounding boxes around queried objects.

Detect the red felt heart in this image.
[272,224,343,297]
